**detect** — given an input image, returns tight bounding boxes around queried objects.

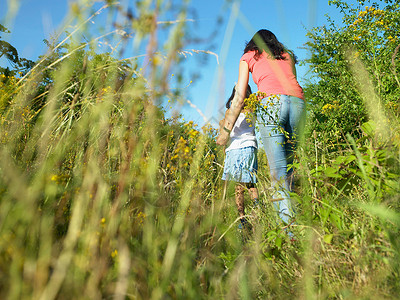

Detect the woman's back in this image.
[241,51,304,99]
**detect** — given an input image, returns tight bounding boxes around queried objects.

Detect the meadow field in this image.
[0,0,399,299]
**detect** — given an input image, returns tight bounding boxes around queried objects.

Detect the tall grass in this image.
[0,0,399,299]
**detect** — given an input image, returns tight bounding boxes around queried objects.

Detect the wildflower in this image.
[321,101,340,115]
[111,249,118,258]
[137,211,146,225]
[188,129,199,138]
[152,56,161,65]
[172,136,192,165]
[352,18,362,26]
[358,11,366,17]
[322,103,334,113]
[185,120,194,127]
[51,174,60,182]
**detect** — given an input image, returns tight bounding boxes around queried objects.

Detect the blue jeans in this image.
[257,95,305,224]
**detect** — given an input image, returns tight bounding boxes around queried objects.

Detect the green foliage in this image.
[304,0,400,141]
[0,1,400,299]
[0,24,35,75]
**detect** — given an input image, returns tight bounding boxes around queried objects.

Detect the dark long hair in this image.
[243,29,297,63]
[226,85,252,109]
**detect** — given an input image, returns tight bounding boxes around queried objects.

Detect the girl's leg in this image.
[235,184,251,232]
[246,183,259,206]
[235,184,245,219]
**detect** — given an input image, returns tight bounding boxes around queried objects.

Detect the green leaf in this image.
[361,120,376,137]
[275,237,282,249]
[324,166,343,178]
[323,234,334,244]
[344,154,356,164]
[334,155,347,165]
[329,213,343,231]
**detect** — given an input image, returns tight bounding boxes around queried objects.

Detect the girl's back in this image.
[226,113,257,152]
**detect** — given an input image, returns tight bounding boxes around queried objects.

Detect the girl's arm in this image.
[216,61,250,145]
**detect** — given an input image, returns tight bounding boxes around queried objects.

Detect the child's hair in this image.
[226,85,253,109]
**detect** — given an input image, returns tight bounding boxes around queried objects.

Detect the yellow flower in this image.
[321,102,341,115]
[137,211,146,225]
[111,249,118,258]
[188,127,199,139]
[51,174,61,183]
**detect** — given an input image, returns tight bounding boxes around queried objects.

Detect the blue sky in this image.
[0,0,351,127]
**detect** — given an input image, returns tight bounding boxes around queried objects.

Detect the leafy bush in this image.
[0,0,399,299]
[304,0,400,142]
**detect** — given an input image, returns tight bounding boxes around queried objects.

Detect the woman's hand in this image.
[216,61,249,146]
[216,117,230,145]
[216,130,230,145]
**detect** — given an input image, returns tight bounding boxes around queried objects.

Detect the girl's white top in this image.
[226,112,257,152]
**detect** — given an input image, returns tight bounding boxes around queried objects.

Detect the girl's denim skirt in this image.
[222,146,258,183]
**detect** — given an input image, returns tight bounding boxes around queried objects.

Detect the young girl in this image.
[220,85,259,230]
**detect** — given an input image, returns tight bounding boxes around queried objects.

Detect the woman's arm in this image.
[218,109,229,131]
[216,61,250,145]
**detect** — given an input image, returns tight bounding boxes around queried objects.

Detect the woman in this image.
[217,29,305,225]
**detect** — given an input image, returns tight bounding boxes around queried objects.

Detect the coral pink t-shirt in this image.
[241,51,304,100]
